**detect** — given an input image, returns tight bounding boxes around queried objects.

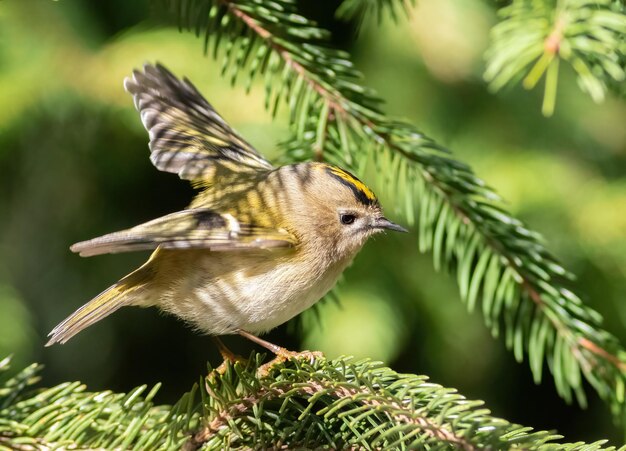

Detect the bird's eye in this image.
[340,214,357,225]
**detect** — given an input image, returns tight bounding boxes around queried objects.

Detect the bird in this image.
[46,63,407,367]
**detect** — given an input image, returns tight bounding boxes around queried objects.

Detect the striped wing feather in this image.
[70,209,296,257]
[124,63,273,180]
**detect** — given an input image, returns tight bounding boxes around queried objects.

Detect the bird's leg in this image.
[236,329,324,376]
[211,336,245,375]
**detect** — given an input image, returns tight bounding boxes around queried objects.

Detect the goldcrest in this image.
[46,64,406,353]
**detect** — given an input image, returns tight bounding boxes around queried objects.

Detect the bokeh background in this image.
[1,0,625,444]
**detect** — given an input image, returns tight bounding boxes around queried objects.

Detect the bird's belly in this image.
[236,266,340,333]
[160,252,348,335]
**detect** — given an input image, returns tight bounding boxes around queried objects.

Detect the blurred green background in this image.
[1,0,625,444]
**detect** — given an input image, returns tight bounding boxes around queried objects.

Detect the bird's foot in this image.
[235,329,324,377]
[257,349,324,377]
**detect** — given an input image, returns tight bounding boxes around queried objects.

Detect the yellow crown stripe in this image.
[328,166,376,202]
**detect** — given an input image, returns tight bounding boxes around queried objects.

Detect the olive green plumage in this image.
[47,63,406,347]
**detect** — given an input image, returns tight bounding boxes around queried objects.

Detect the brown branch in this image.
[579,338,626,372]
[183,389,273,450]
[226,4,348,119]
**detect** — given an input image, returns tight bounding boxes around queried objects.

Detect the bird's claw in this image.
[257,349,324,377]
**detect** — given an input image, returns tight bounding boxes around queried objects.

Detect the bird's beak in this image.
[372,217,409,233]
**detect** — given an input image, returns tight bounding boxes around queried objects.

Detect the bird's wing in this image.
[70,209,296,257]
[124,63,273,180]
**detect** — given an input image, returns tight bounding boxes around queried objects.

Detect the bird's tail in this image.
[46,266,153,346]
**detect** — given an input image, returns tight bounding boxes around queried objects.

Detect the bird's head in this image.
[275,163,407,260]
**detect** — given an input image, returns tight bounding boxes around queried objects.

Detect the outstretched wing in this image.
[124,63,273,180]
[70,209,296,257]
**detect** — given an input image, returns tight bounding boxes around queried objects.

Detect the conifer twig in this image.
[4,355,615,449]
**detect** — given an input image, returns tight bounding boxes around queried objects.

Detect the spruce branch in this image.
[335,0,625,114]
[485,0,626,116]
[0,357,178,450]
[1,355,620,449]
[158,0,626,419]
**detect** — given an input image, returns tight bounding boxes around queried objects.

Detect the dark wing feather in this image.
[124,63,273,180]
[70,209,296,257]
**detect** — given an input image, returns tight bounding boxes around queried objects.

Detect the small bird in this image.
[46,63,407,364]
